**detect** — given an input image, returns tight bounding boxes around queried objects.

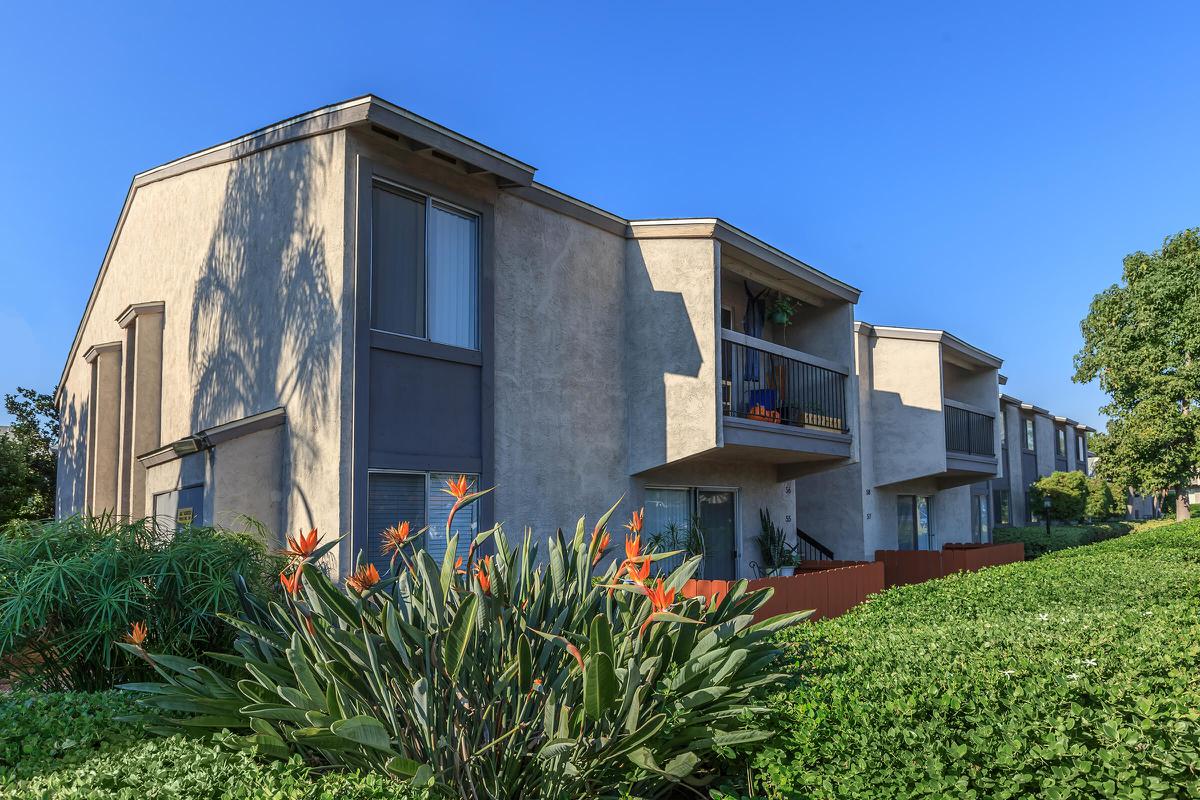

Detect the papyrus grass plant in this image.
[120,483,808,799]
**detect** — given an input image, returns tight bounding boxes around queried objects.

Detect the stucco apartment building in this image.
[792,323,1004,560]
[56,95,1107,578]
[987,395,1096,527]
[55,95,875,580]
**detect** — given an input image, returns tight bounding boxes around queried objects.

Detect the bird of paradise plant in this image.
[119,491,810,799]
[283,528,320,560]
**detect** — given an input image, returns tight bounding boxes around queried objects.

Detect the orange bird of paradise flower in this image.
[474,555,493,594]
[346,563,381,593]
[380,521,412,556]
[454,556,466,575]
[624,508,644,536]
[124,621,148,647]
[280,570,302,595]
[284,528,320,560]
[592,530,610,565]
[442,475,472,502]
[442,474,474,543]
[627,556,651,584]
[640,580,677,637]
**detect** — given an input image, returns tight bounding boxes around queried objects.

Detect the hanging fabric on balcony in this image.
[742,282,768,382]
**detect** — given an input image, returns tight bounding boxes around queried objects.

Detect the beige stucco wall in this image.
[491,192,631,537]
[57,133,349,556]
[626,238,719,475]
[796,326,1000,558]
[865,336,946,487]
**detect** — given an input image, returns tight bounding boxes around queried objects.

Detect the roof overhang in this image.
[855,322,1003,371]
[628,218,861,305]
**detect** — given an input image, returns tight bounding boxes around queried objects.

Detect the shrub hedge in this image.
[0,691,425,799]
[752,522,1200,799]
[993,521,1131,558]
[0,515,284,691]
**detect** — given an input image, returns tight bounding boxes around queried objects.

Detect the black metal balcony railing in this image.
[721,338,848,432]
[945,405,995,457]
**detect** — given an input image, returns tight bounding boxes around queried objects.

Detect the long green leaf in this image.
[330,715,394,753]
[443,592,479,680]
[584,652,618,720]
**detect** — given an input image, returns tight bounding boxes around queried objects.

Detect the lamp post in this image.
[1043,496,1052,540]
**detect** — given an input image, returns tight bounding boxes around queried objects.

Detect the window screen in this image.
[366,472,426,576]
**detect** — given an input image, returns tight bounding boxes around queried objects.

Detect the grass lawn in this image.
[753,521,1200,799]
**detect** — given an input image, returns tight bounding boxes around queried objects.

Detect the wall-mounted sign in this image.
[176,507,194,526]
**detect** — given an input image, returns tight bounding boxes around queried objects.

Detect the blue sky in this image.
[1,2,1197,427]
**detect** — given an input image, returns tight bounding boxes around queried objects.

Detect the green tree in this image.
[1,387,58,523]
[1030,470,1088,522]
[1084,475,1123,520]
[1074,228,1200,521]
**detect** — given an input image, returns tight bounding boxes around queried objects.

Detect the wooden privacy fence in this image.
[875,542,1025,589]
[681,543,1024,623]
[681,561,885,623]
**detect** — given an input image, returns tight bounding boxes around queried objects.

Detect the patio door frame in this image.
[644,484,741,579]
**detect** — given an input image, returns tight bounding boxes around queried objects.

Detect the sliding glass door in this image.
[971,493,990,544]
[897,494,935,551]
[644,487,738,580]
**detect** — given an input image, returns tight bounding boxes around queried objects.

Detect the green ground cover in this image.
[753,522,1200,799]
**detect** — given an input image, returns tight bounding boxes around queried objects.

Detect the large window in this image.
[366,471,479,576]
[1023,418,1036,451]
[897,495,934,551]
[371,183,479,349]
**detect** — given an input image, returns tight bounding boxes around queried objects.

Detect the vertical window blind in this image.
[366,471,478,577]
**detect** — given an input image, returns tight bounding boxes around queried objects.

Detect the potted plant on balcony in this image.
[769,293,797,326]
[755,508,797,577]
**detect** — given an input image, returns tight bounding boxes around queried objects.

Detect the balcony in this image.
[719,331,852,471]
[945,404,995,457]
[722,333,848,431]
[943,399,998,480]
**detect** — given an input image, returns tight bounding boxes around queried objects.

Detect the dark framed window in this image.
[994,489,1011,526]
[1023,418,1036,452]
[1055,428,1066,457]
[1026,487,1041,523]
[1076,433,1085,462]
[371,182,480,350]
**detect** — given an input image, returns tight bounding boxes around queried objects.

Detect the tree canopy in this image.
[1074,228,1200,519]
[0,386,58,524]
